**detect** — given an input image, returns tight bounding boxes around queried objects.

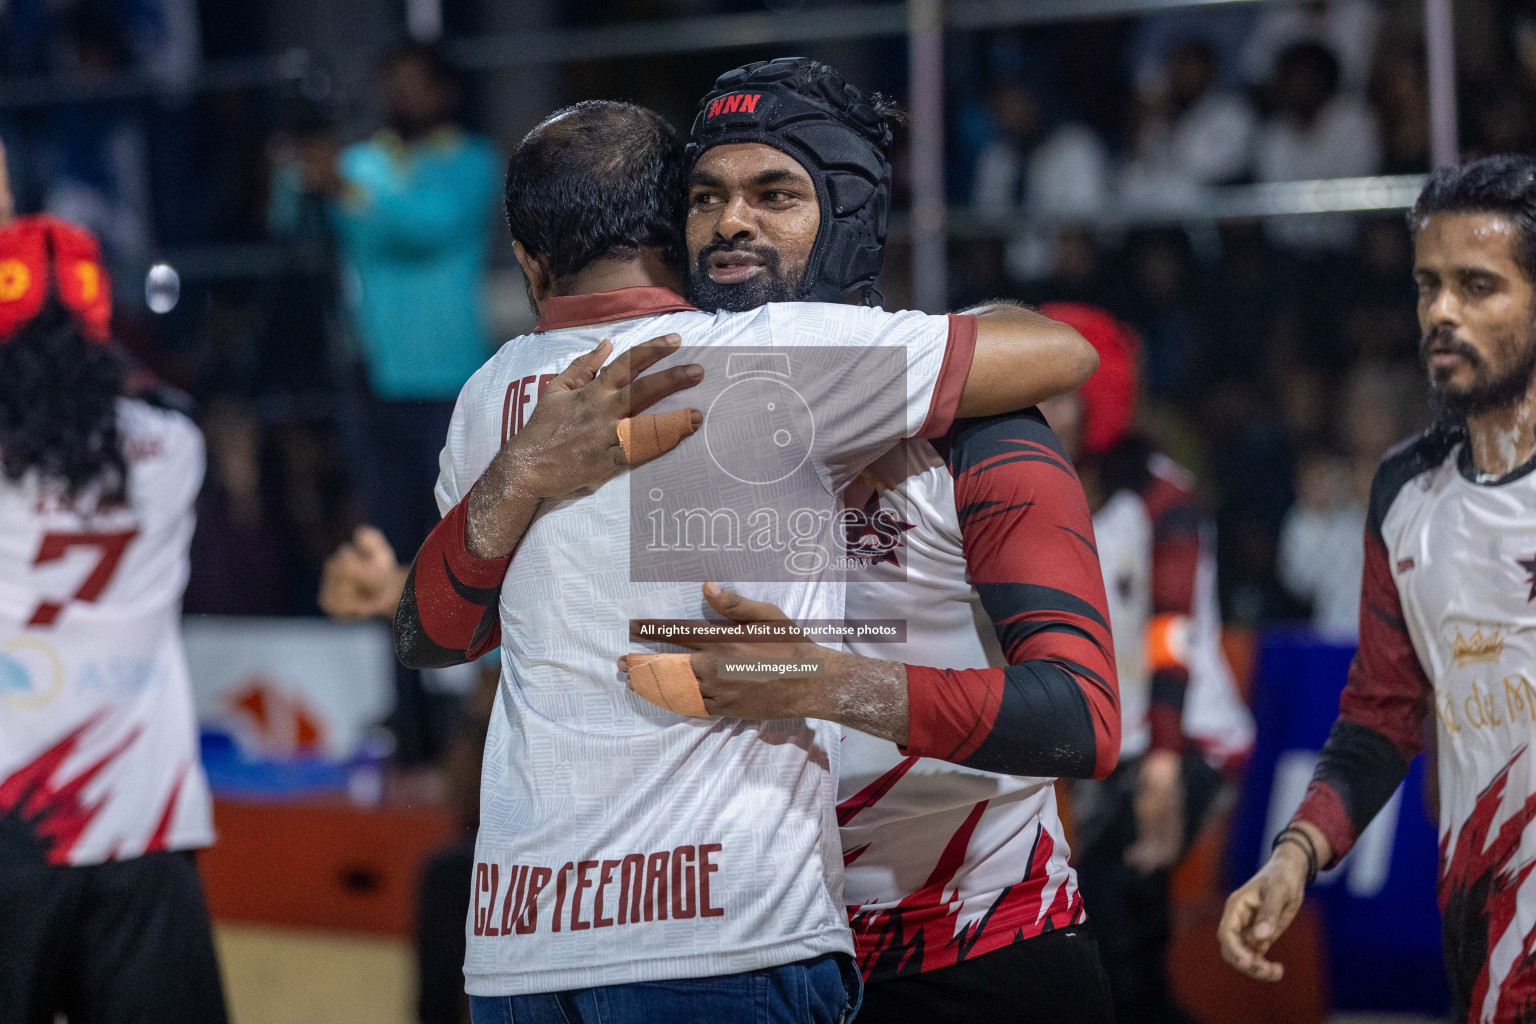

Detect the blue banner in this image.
[1227,628,1449,1015]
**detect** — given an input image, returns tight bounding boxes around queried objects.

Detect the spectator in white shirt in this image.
[1255,42,1382,253]
[971,80,1110,221]
[1241,0,1383,93]
[1278,364,1422,639]
[1278,445,1364,641]
[1122,40,1257,213]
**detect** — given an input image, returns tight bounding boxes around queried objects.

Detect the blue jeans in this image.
[469,953,861,1024]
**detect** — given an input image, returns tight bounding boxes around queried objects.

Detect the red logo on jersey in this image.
[842,486,914,568]
[705,93,763,119]
[1397,557,1416,574]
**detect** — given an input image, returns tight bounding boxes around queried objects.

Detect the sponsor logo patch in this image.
[706,93,763,119]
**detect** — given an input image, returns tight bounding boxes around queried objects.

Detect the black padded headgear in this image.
[687,58,893,304]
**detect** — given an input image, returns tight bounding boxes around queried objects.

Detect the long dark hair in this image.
[0,299,126,506]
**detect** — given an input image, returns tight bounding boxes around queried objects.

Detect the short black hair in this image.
[1276,41,1341,97]
[505,101,687,284]
[381,40,457,88]
[1411,154,1536,282]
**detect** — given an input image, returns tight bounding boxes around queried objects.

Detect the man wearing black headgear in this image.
[671,58,1120,1024]
[685,58,895,310]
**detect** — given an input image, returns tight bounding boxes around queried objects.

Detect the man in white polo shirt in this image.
[393,97,1094,1023]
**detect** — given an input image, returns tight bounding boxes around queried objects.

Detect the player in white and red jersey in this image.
[0,214,224,1024]
[824,413,1118,1023]
[1037,302,1252,1024]
[1220,155,1536,1024]
[618,60,1121,1024]
[391,92,1094,1023]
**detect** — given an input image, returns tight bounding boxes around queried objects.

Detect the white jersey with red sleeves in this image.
[436,288,974,997]
[1296,434,1536,1024]
[837,409,1119,982]
[1092,452,1253,766]
[0,398,213,866]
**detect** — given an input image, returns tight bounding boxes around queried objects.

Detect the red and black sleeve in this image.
[902,409,1121,780]
[394,496,511,669]
[1291,446,1435,867]
[1143,477,1204,754]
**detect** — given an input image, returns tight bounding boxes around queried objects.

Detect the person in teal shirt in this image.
[329,106,499,400]
[271,41,499,761]
[275,42,500,403]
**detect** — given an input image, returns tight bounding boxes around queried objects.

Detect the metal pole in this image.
[908,0,947,312]
[1425,0,1458,167]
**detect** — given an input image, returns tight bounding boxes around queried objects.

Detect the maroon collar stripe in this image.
[535,287,697,333]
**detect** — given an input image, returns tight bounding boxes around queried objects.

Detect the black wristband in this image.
[1272,826,1319,885]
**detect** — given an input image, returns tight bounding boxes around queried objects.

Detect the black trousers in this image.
[356,397,458,569]
[0,850,229,1024]
[417,838,476,1024]
[856,924,1116,1024]
[349,394,459,763]
[1072,752,1221,1024]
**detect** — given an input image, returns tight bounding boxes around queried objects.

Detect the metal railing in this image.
[143,175,1426,284]
[943,174,1430,235]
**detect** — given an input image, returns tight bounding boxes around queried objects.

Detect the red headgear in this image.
[0,215,112,345]
[1039,302,1141,456]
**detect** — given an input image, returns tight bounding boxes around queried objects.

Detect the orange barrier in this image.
[200,797,460,936]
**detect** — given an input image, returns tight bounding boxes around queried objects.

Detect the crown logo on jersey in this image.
[1452,627,1505,668]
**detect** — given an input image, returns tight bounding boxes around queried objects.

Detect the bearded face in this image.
[1420,318,1536,419]
[686,238,809,312]
[685,144,820,313]
[1414,213,1536,420]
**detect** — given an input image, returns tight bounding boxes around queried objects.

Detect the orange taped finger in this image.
[625,653,708,717]
[617,409,697,464]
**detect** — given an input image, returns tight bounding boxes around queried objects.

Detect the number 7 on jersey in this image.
[28,530,139,627]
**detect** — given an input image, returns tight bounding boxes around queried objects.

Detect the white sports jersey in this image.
[0,398,213,866]
[836,409,1117,982]
[1379,437,1536,1022]
[1092,453,1253,766]
[1295,433,1536,1023]
[438,288,974,996]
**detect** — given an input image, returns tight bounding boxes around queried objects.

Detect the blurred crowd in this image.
[944,0,1536,631]
[3,0,1535,640]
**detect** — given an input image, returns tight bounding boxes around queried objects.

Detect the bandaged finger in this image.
[625,653,708,717]
[617,409,697,464]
